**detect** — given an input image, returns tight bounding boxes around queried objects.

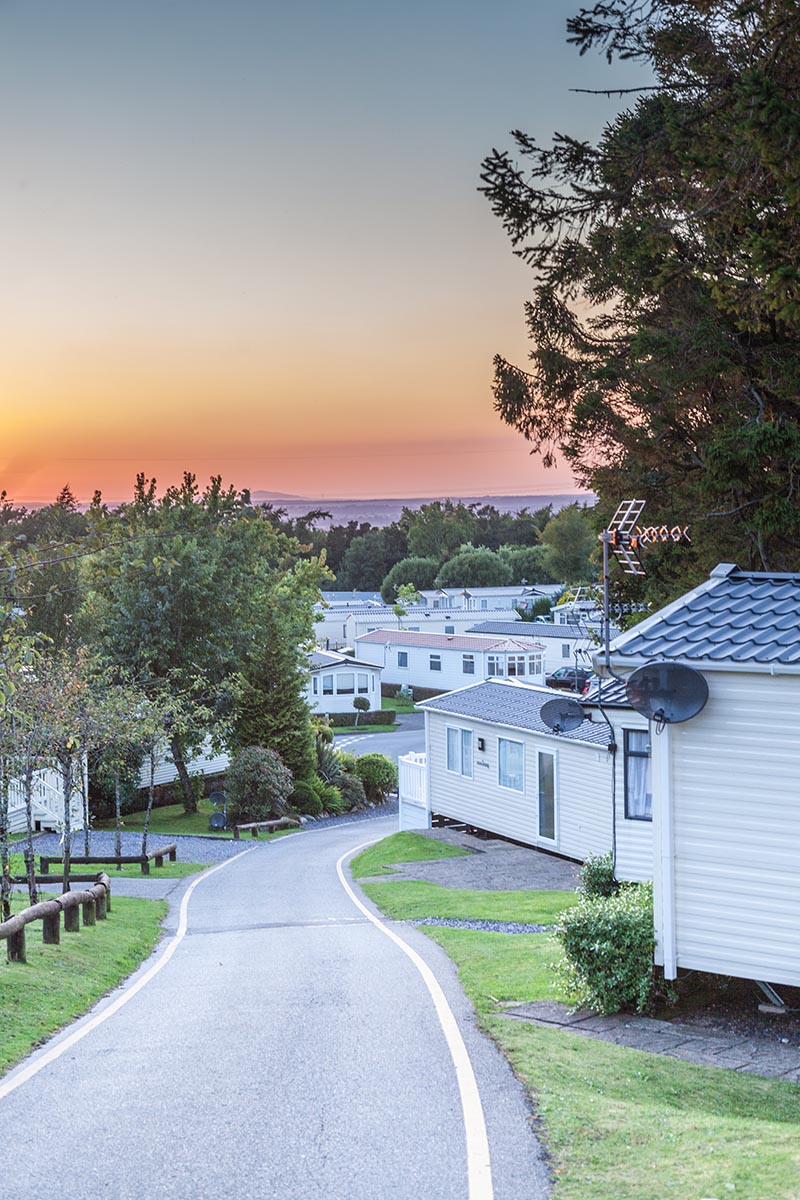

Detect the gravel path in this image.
[414,917,554,934]
[23,800,399,866]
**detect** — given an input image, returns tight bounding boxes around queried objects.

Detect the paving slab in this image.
[498,1000,800,1082]
[392,828,580,892]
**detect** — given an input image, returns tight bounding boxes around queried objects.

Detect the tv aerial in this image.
[598,500,692,673]
[625,663,708,730]
[540,697,585,735]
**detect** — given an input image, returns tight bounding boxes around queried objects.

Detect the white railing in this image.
[398,751,429,831]
[6,766,83,833]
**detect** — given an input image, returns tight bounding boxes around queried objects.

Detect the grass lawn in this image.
[362,879,577,924]
[0,896,166,1078]
[349,830,470,879]
[356,836,800,1198]
[9,853,204,881]
[93,798,301,842]
[381,695,417,714]
[332,723,397,734]
[429,928,800,1199]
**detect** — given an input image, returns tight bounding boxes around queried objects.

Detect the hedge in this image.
[328,710,397,728]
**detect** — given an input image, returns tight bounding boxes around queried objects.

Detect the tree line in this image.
[260,498,597,597]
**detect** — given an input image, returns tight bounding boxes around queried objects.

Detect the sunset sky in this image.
[1,1,648,505]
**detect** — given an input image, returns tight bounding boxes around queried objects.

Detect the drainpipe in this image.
[652,723,676,978]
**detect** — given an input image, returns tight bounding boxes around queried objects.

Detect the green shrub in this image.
[226,746,293,824]
[580,852,619,898]
[555,883,656,1014]
[328,710,396,728]
[317,781,345,813]
[289,779,323,816]
[317,742,343,783]
[353,753,398,803]
[338,772,368,810]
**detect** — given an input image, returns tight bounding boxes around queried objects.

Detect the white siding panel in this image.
[614,712,655,883]
[667,671,800,986]
[427,710,614,860]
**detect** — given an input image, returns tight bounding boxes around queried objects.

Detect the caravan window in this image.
[498,738,524,792]
[624,730,652,820]
[446,727,473,778]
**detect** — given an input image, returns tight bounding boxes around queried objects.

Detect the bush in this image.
[555,883,656,1015]
[328,710,396,728]
[580,852,619,898]
[338,772,368,811]
[317,781,345,814]
[226,746,294,824]
[396,684,413,703]
[289,779,323,816]
[353,753,398,803]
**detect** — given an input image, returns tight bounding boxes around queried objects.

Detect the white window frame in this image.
[446,726,473,778]
[498,737,524,793]
[561,644,571,659]
[528,653,543,676]
[623,729,652,821]
[430,654,442,672]
[507,654,526,676]
[487,655,504,677]
[397,651,408,668]
[322,674,334,696]
[462,654,475,674]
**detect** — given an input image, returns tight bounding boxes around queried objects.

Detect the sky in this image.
[0,1,649,505]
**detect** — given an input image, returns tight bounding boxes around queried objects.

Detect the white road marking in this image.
[336,841,494,1200]
[0,848,252,1103]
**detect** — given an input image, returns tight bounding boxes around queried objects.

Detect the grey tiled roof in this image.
[467,621,585,640]
[418,679,611,746]
[610,563,800,667]
[307,650,377,670]
[582,678,631,708]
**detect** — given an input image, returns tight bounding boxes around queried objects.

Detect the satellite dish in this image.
[209,790,226,809]
[625,663,709,725]
[540,697,584,734]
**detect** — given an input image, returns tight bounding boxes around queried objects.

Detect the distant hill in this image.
[248,492,595,528]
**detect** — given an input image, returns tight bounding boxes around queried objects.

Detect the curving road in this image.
[1,815,548,1200]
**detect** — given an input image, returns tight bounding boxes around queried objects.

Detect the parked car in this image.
[545,666,592,693]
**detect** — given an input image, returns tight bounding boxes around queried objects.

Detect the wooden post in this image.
[169,847,176,862]
[251,827,259,839]
[96,890,107,920]
[7,927,25,962]
[42,910,61,944]
[233,827,241,840]
[141,858,150,875]
[40,858,50,875]
[154,853,164,868]
[63,904,80,933]
[82,897,96,926]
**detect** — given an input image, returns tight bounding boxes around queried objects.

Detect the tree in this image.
[402,502,479,563]
[226,746,293,824]
[230,585,319,785]
[539,506,596,583]
[434,548,513,589]
[91,474,313,813]
[380,557,438,603]
[335,528,395,591]
[481,0,800,587]
[498,544,558,585]
[352,696,370,726]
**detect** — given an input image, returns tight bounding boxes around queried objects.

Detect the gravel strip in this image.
[413,917,554,934]
[21,801,399,866]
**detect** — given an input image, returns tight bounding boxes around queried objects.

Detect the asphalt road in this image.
[335,712,425,763]
[2,814,548,1200]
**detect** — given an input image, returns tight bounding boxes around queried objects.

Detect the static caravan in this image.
[606,562,800,989]
[7,764,85,834]
[307,650,382,715]
[355,630,545,693]
[415,677,651,880]
[467,620,592,676]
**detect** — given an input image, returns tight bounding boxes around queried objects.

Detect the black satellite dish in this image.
[540,697,585,735]
[625,662,709,725]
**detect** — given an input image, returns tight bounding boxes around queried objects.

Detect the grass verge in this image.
[333,723,397,734]
[350,831,470,879]
[432,928,800,1199]
[0,896,166,1078]
[9,853,204,880]
[381,696,417,713]
[362,879,577,924]
[93,799,301,841]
